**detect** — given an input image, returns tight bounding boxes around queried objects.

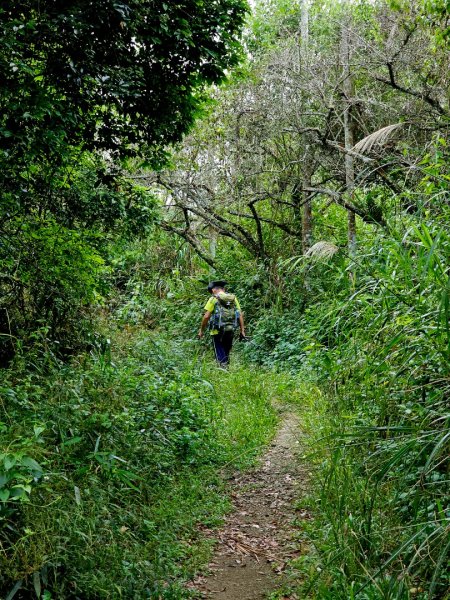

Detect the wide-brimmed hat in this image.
[207,280,227,292]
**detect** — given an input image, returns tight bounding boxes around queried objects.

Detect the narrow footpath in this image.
[189,412,310,599]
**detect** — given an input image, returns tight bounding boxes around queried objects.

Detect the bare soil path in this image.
[190,411,309,599]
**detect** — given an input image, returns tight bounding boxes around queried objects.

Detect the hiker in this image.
[198,280,246,366]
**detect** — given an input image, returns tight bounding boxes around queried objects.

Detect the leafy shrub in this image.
[0,216,106,363]
[0,330,278,598]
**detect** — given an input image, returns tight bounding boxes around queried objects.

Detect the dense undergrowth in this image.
[246,222,450,599]
[100,211,449,599]
[104,215,450,599]
[0,325,282,598]
[2,1,449,599]
[1,222,448,599]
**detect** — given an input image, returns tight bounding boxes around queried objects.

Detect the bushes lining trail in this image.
[1,331,284,599]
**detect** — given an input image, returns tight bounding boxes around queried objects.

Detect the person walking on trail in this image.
[198,280,246,367]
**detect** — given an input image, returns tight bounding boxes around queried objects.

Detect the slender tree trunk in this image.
[302,195,312,253]
[300,0,313,254]
[340,9,357,255]
[302,153,313,254]
[300,0,309,53]
[208,226,217,276]
[291,181,303,243]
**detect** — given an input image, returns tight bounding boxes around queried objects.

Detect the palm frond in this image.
[353,122,405,154]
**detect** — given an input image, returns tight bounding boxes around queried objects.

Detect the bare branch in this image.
[160,222,215,267]
[228,211,298,236]
[375,63,448,116]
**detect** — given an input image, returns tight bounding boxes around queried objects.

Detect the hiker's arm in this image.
[239,312,245,336]
[198,311,212,338]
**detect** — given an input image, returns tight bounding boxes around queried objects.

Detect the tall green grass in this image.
[250,223,450,599]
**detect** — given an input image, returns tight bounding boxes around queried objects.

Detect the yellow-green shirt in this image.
[204,295,241,335]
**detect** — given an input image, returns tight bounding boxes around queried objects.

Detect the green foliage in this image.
[0,216,107,362]
[54,156,159,236]
[0,438,44,517]
[0,330,278,598]
[247,0,301,51]
[1,0,449,598]
[1,0,248,162]
[0,0,248,360]
[400,0,450,46]
[249,218,450,598]
[0,148,161,360]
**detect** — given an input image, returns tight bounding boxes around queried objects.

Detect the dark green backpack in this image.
[211,292,238,333]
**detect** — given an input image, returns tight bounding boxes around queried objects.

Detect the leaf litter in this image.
[188,412,311,599]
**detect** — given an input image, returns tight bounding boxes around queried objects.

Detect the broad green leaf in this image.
[0,489,10,502]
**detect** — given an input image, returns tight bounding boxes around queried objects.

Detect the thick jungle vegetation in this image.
[0,0,449,599]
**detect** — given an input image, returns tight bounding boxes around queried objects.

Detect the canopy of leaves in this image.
[150,0,449,268]
[0,0,248,163]
[0,0,249,360]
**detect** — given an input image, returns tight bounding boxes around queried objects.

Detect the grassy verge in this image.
[1,331,278,599]
[245,226,450,600]
[271,373,449,600]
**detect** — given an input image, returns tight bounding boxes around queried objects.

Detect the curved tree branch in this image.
[375,62,448,116]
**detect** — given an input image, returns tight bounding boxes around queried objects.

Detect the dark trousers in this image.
[212,331,234,366]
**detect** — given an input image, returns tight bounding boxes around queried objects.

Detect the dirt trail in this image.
[190,412,309,599]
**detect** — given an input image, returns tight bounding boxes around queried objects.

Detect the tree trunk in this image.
[302,154,313,254]
[208,226,217,277]
[340,9,357,255]
[300,0,309,56]
[300,0,313,254]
